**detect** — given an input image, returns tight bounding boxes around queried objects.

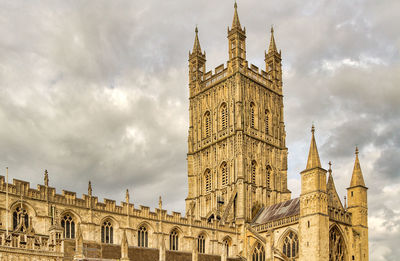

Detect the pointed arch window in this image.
[250,102,256,128]
[223,238,231,257]
[169,229,179,251]
[329,226,346,261]
[221,162,228,186]
[220,103,228,130]
[266,165,272,190]
[101,220,113,244]
[252,242,265,261]
[251,161,257,185]
[138,226,148,247]
[61,214,75,239]
[282,231,299,259]
[205,169,212,193]
[12,206,29,232]
[204,111,211,138]
[198,234,206,254]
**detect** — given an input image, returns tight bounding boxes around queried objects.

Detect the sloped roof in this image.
[252,197,300,225]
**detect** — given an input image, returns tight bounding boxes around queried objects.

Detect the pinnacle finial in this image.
[88,181,92,196]
[328,161,332,172]
[268,25,278,54]
[355,146,359,156]
[231,1,242,30]
[306,124,321,169]
[271,25,274,34]
[234,1,237,9]
[158,196,163,209]
[192,26,202,54]
[350,147,366,187]
[125,189,130,203]
[195,26,198,34]
[44,169,49,186]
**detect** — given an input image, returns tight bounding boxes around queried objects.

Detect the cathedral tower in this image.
[185,3,290,224]
[298,126,329,261]
[347,147,369,261]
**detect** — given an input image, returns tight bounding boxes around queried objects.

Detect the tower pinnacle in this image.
[306,125,322,169]
[232,1,242,30]
[192,26,202,54]
[268,26,278,53]
[350,146,366,187]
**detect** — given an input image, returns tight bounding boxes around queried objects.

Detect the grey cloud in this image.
[0,0,399,260]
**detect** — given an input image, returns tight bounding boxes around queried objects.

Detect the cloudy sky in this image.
[0,0,399,259]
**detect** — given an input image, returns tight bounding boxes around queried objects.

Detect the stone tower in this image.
[185,3,290,224]
[298,126,329,261]
[347,147,369,261]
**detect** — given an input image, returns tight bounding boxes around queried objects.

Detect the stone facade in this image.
[0,3,368,261]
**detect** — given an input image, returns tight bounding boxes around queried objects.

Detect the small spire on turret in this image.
[192,26,202,54]
[88,181,92,196]
[232,1,242,30]
[306,124,321,169]
[350,146,366,187]
[44,169,49,187]
[344,196,347,209]
[268,25,278,54]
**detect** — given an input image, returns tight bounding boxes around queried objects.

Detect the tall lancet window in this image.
[198,234,206,254]
[205,169,212,193]
[204,111,211,138]
[220,103,228,130]
[221,162,228,186]
[250,102,256,128]
[169,229,179,251]
[251,161,257,185]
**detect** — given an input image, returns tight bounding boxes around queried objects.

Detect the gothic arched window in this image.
[12,206,29,232]
[101,220,113,244]
[282,231,299,259]
[204,111,211,138]
[250,102,256,128]
[205,169,212,193]
[251,161,257,185]
[252,242,265,261]
[169,229,179,251]
[138,226,148,247]
[198,234,206,254]
[266,165,272,189]
[329,226,346,261]
[61,214,75,239]
[223,238,231,257]
[220,103,228,130]
[221,162,228,186]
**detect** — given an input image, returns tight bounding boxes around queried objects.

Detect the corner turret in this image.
[347,147,369,261]
[265,26,282,88]
[188,26,206,98]
[227,2,246,69]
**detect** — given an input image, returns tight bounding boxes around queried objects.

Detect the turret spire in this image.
[306,124,322,169]
[232,1,242,30]
[268,26,278,53]
[327,161,344,209]
[192,26,202,54]
[350,146,366,187]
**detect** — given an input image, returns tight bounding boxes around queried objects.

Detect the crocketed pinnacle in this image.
[350,147,366,187]
[306,125,322,169]
[232,2,242,30]
[268,26,278,53]
[192,26,202,54]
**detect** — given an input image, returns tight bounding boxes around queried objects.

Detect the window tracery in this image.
[198,234,206,254]
[169,229,179,251]
[223,238,231,257]
[329,226,346,261]
[12,206,29,232]
[204,111,211,138]
[282,231,299,259]
[61,214,75,239]
[221,103,228,130]
[101,220,113,244]
[138,226,148,247]
[252,242,265,261]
